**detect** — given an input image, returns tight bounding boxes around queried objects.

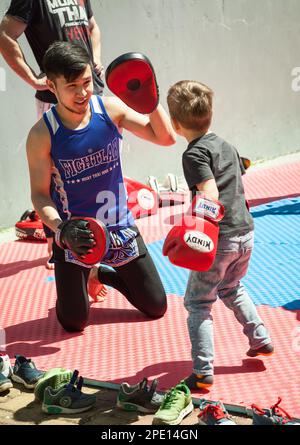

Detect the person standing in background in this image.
[0,0,104,271]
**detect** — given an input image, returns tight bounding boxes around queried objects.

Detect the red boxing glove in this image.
[163,195,225,272]
[105,53,159,114]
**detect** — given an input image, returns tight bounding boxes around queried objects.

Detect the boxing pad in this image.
[163,196,225,272]
[124,176,158,219]
[15,210,46,242]
[105,53,159,114]
[56,217,109,266]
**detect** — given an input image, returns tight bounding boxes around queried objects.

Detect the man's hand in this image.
[33,73,49,91]
[94,62,104,79]
[55,219,95,257]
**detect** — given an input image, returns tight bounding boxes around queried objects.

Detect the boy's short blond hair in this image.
[167,80,214,132]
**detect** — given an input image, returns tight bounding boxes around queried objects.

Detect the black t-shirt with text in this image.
[182,132,254,236]
[6,0,104,103]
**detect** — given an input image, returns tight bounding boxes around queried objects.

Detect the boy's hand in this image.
[163,195,225,272]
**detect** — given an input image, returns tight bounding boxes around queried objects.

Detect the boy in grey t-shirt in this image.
[167,81,273,389]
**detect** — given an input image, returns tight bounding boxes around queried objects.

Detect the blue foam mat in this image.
[148,197,300,310]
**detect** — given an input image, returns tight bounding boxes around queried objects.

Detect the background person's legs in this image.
[35,99,52,120]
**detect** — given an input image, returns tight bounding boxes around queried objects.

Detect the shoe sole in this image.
[34,369,73,402]
[198,418,236,425]
[11,374,41,389]
[0,381,13,392]
[195,382,213,389]
[152,400,194,425]
[42,402,95,414]
[247,351,274,358]
[116,400,158,414]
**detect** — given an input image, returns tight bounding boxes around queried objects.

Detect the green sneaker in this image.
[152,382,194,425]
[34,368,73,402]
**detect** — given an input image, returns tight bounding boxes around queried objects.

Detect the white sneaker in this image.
[0,353,13,378]
[166,173,179,192]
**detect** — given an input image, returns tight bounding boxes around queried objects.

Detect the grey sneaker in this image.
[252,397,300,425]
[12,355,44,389]
[42,370,96,414]
[184,373,214,390]
[117,377,164,413]
[198,401,236,425]
[247,343,274,357]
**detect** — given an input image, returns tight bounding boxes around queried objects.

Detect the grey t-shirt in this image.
[182,132,254,235]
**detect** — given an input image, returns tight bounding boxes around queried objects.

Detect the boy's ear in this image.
[46,78,56,94]
[171,117,183,135]
[171,118,184,136]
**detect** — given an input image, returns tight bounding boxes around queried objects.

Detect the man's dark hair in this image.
[43,41,91,82]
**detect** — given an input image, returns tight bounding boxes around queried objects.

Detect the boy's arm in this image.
[196,178,219,202]
[105,97,176,146]
[26,122,62,232]
[183,149,219,201]
[0,15,48,90]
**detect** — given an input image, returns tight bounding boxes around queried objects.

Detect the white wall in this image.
[0,0,300,228]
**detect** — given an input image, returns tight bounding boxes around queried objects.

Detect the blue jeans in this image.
[184,230,271,376]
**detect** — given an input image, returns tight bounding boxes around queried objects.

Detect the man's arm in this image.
[104,97,176,146]
[0,15,47,90]
[89,16,103,77]
[26,121,62,232]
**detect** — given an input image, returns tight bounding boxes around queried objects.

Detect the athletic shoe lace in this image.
[199,403,226,421]
[161,388,181,410]
[252,397,292,424]
[65,370,83,394]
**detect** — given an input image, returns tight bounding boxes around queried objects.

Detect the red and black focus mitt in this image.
[55,217,109,265]
[105,53,159,114]
[15,210,46,241]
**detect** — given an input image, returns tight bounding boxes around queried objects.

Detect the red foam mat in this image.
[1,252,300,416]
[0,161,300,417]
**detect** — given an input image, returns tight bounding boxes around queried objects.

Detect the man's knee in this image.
[56,305,88,332]
[142,299,167,319]
[141,293,168,319]
[60,321,86,332]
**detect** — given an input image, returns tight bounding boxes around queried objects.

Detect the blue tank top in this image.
[43,95,134,231]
